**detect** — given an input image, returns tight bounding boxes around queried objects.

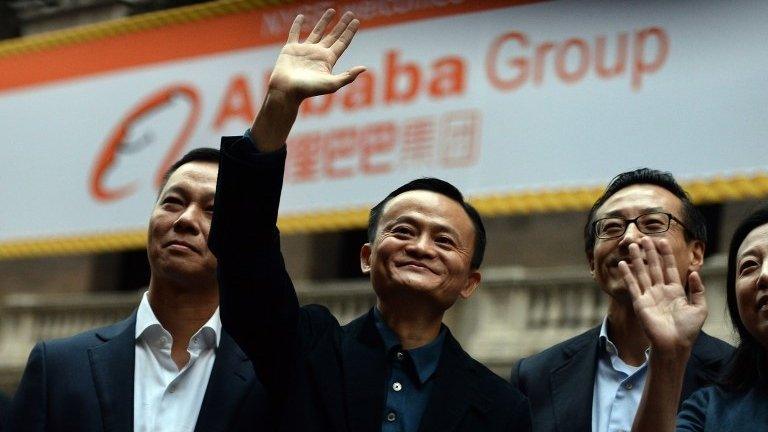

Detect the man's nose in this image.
[617,221,645,249]
[173,206,201,234]
[406,233,436,257]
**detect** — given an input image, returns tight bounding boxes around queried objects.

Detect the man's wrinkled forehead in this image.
[157,161,218,198]
[380,190,475,237]
[595,184,683,219]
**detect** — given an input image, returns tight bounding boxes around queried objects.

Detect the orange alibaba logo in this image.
[89,84,201,202]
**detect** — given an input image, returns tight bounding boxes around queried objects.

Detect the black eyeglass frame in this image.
[592,212,690,240]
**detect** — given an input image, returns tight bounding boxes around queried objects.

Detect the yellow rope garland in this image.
[0,0,288,60]
[1,2,767,258]
[2,174,767,259]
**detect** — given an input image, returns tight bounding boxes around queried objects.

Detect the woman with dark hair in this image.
[620,205,768,431]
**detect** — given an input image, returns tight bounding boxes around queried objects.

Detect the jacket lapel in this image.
[88,314,136,432]
[341,311,387,432]
[194,331,255,432]
[417,332,491,432]
[550,326,600,432]
[307,329,347,432]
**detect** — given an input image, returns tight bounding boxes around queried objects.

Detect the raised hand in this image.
[250,9,366,152]
[269,9,367,101]
[619,237,707,356]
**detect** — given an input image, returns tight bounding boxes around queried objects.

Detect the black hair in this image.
[583,168,707,254]
[721,204,768,391]
[157,147,220,194]
[367,177,486,269]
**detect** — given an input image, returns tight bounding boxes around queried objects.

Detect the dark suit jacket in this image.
[209,137,531,432]
[510,325,733,432]
[6,312,267,432]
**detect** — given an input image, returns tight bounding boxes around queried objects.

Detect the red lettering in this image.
[212,75,255,130]
[595,33,628,78]
[429,57,466,97]
[360,123,396,174]
[323,128,357,178]
[343,72,375,110]
[533,41,555,85]
[384,49,421,103]
[555,38,589,84]
[486,31,529,91]
[632,27,669,91]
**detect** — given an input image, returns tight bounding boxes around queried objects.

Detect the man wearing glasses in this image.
[510,168,733,432]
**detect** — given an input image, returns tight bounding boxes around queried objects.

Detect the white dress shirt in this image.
[591,317,650,432]
[134,292,221,432]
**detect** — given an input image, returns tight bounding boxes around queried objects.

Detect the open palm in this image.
[620,238,707,354]
[269,10,366,101]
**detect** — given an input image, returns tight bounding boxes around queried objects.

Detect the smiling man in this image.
[209,9,531,432]
[7,149,267,432]
[510,168,733,432]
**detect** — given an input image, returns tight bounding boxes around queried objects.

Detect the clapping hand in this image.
[619,237,707,357]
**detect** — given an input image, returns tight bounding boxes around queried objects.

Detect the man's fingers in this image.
[629,242,652,291]
[330,18,360,58]
[321,11,354,47]
[642,237,664,286]
[287,14,304,43]
[324,66,367,92]
[688,271,707,309]
[619,260,643,299]
[304,9,335,43]
[658,238,683,286]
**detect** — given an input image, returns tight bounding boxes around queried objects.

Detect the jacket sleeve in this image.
[509,357,527,394]
[209,136,303,401]
[6,343,47,432]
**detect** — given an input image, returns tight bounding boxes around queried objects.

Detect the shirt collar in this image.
[373,307,446,384]
[135,291,222,348]
[598,316,650,360]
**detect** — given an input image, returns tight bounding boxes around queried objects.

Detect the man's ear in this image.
[587,250,596,279]
[459,271,482,300]
[360,243,372,275]
[688,240,705,272]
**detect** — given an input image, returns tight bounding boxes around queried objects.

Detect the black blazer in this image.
[510,325,733,432]
[6,312,267,432]
[209,137,531,432]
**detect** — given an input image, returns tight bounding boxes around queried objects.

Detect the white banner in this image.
[2,0,767,244]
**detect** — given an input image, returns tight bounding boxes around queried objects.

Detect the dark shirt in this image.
[677,383,768,431]
[374,307,446,432]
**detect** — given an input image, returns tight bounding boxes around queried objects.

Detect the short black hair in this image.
[157,147,220,194]
[721,203,768,391]
[367,178,486,269]
[583,168,707,254]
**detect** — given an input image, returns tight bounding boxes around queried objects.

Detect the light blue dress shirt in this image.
[591,317,650,432]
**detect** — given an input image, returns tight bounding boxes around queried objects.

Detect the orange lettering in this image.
[212,75,255,130]
[384,50,421,104]
[429,57,465,97]
[555,38,589,84]
[632,27,669,91]
[486,32,529,91]
[343,72,375,110]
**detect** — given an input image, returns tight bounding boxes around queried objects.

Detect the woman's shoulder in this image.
[677,385,768,431]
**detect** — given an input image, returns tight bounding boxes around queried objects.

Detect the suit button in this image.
[396,352,405,361]
[392,382,402,392]
[386,412,396,422]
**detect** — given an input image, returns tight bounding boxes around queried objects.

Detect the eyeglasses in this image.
[593,212,688,239]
